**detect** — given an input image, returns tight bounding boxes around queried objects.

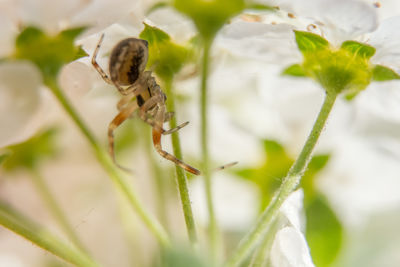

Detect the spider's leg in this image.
[164,112,174,122]
[213,161,238,171]
[162,121,189,135]
[138,94,165,130]
[152,125,200,176]
[117,94,134,111]
[92,34,138,96]
[108,101,139,172]
[92,34,113,85]
[152,105,200,175]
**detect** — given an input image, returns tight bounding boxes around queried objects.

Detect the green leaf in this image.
[161,246,208,267]
[13,26,88,85]
[139,23,193,79]
[0,154,10,165]
[341,40,376,59]
[73,46,89,61]
[372,64,400,81]
[173,0,245,40]
[140,22,170,44]
[294,30,329,54]
[15,27,45,47]
[302,154,330,198]
[305,194,343,267]
[59,26,87,40]
[2,128,59,171]
[282,64,306,77]
[236,139,293,210]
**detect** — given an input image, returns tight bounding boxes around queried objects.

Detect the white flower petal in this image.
[278,0,378,44]
[190,173,260,231]
[146,7,196,43]
[0,253,26,267]
[280,189,305,231]
[0,62,43,148]
[370,16,400,69]
[16,0,86,33]
[59,61,97,98]
[271,227,315,267]
[71,0,150,36]
[319,135,400,226]
[218,21,300,64]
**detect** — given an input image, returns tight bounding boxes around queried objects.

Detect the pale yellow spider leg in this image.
[108,102,139,172]
[91,34,113,85]
[152,104,201,175]
[91,34,134,96]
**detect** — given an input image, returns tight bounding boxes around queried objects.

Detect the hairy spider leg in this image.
[92,34,139,96]
[108,102,139,172]
[163,112,174,122]
[214,161,238,171]
[152,104,201,175]
[138,94,189,135]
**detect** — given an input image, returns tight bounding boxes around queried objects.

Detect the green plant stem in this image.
[31,168,87,253]
[0,202,100,267]
[47,80,170,247]
[249,217,281,267]
[201,38,221,261]
[226,92,337,267]
[164,77,198,246]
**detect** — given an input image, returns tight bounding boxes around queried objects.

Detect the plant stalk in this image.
[0,203,99,267]
[226,92,337,266]
[200,38,221,261]
[164,77,198,246]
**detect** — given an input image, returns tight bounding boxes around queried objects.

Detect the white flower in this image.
[270,190,315,267]
[0,61,44,148]
[271,227,315,267]
[190,172,260,231]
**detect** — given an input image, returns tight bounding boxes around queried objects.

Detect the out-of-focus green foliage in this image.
[236,139,343,266]
[284,31,399,99]
[148,1,273,43]
[0,154,9,165]
[113,118,141,154]
[139,23,194,80]
[302,154,330,199]
[158,246,208,267]
[294,31,329,53]
[306,194,343,267]
[282,63,306,77]
[341,41,376,59]
[372,65,400,81]
[236,139,293,209]
[173,0,245,40]
[12,26,87,85]
[1,128,59,171]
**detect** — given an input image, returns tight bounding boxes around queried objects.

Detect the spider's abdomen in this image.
[109,38,149,86]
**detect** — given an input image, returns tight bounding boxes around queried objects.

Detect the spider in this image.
[91,34,201,175]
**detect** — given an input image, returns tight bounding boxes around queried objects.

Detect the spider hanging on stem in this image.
[91,34,201,175]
